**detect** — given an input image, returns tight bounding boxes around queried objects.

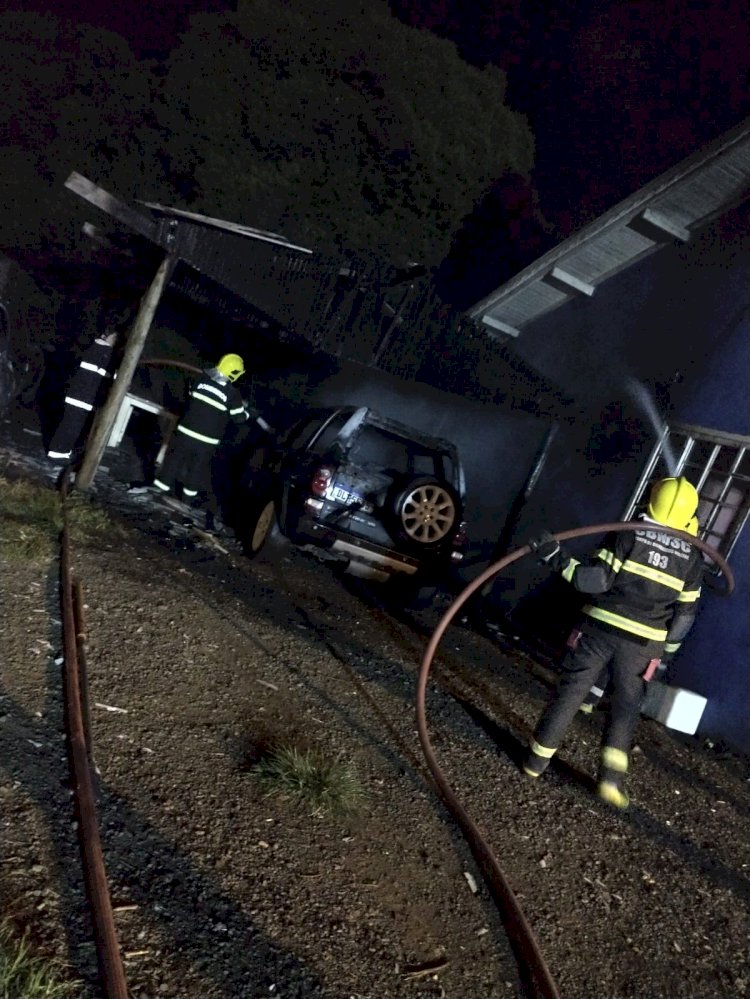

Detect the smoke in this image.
[624,377,678,475]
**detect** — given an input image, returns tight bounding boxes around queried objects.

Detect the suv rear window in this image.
[309,411,351,454]
[353,425,447,478]
[285,411,349,452]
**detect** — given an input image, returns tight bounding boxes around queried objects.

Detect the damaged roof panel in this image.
[141,202,314,254]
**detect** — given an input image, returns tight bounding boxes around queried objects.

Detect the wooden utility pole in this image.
[76,254,175,491]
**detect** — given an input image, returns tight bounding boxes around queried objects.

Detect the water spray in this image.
[625,377,679,475]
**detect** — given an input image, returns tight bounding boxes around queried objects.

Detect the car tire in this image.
[241,496,276,557]
[389,476,459,549]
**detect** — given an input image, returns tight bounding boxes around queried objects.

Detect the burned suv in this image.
[236,406,467,593]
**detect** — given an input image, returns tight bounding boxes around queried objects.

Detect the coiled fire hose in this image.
[416,522,734,999]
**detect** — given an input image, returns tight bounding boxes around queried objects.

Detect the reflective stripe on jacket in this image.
[176,374,248,447]
[63,339,114,410]
[560,523,704,644]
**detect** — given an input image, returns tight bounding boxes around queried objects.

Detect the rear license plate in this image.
[326,484,372,512]
[327,484,356,503]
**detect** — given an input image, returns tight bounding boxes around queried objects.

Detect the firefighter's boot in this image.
[522,740,557,778]
[597,746,630,809]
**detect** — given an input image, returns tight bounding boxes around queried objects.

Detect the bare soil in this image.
[1,413,749,999]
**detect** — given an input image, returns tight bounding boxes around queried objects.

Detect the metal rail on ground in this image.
[59,471,129,999]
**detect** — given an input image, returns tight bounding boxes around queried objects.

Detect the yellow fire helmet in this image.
[647,476,699,530]
[217,353,245,382]
[686,515,699,537]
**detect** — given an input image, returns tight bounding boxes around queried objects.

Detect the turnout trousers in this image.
[47,402,92,462]
[533,625,663,762]
[154,432,217,509]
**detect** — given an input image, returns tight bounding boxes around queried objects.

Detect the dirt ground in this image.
[1,411,749,999]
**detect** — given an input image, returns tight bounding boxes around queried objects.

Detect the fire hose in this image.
[139,358,202,376]
[416,522,734,999]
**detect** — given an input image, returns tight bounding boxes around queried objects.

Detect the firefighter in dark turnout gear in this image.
[577,512,701,715]
[153,354,248,526]
[523,477,703,809]
[46,329,119,464]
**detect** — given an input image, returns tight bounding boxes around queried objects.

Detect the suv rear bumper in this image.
[298,515,420,582]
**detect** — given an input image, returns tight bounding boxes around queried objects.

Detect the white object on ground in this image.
[641,680,707,735]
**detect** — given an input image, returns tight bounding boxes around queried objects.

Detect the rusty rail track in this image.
[58,471,128,999]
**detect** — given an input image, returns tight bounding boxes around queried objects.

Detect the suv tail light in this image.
[310,465,334,498]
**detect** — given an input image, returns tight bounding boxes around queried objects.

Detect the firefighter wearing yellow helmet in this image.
[577,498,701,717]
[153,354,248,529]
[216,353,245,382]
[522,476,704,810]
[647,476,700,528]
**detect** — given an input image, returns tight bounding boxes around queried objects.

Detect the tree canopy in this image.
[0,11,165,288]
[155,0,533,265]
[1,1,533,280]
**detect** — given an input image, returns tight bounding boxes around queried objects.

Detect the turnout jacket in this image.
[47,336,117,460]
[64,337,115,414]
[176,370,248,447]
[556,518,703,648]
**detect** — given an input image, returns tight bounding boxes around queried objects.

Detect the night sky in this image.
[390,0,750,235]
[8,0,750,252]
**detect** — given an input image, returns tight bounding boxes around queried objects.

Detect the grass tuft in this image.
[252,745,367,816]
[0,476,123,563]
[0,921,83,998]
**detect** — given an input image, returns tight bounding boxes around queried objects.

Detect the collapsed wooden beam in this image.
[76,254,176,490]
[65,172,161,244]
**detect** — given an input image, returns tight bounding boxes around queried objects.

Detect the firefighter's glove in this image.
[528,530,563,567]
[658,651,675,680]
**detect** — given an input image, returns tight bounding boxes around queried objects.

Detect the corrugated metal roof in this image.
[468,115,750,338]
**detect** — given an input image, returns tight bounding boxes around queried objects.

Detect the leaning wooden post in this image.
[76,254,175,491]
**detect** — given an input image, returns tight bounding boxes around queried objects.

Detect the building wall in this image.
[506,204,750,751]
[669,274,749,751]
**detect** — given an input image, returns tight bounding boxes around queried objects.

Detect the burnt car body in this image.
[233,406,467,593]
